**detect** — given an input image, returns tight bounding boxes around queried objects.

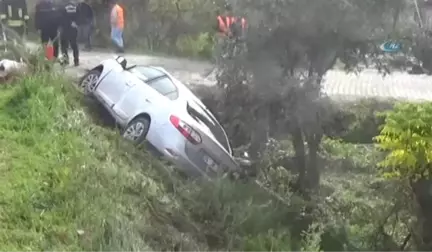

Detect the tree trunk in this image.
[411,179,432,250]
[248,106,269,160]
[306,133,322,190]
[291,125,306,191]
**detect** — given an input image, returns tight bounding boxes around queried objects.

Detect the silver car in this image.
[79,56,240,177]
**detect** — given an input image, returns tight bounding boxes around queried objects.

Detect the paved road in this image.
[59,49,432,101]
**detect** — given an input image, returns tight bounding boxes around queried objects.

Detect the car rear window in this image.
[148,77,179,100]
[186,102,231,154]
[130,66,165,80]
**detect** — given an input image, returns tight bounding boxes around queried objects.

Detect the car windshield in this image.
[186,101,231,154]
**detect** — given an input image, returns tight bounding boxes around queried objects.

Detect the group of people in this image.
[0,0,243,69]
[34,0,125,66]
[0,0,125,67]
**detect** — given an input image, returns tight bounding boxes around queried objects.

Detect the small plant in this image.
[320,138,382,173]
[175,32,214,58]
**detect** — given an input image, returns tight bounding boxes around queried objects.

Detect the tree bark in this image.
[306,133,322,190]
[411,179,432,250]
[248,106,269,160]
[291,125,306,191]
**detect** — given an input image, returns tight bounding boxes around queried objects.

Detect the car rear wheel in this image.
[80,69,101,95]
[122,116,150,145]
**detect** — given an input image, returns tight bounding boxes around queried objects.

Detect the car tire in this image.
[79,69,101,95]
[121,116,151,145]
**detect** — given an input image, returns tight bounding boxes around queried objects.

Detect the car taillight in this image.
[170,115,201,144]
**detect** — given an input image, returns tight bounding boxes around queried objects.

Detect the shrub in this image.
[375,102,432,179]
[175,32,214,59]
[320,138,383,173]
[329,99,395,144]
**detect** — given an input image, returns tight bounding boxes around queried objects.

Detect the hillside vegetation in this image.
[0,72,160,250]
[12,0,432,250]
[0,72,330,251]
[0,71,419,251]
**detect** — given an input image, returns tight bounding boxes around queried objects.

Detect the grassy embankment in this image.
[0,69,401,251]
[0,72,175,250]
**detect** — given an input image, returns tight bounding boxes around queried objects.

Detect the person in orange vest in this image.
[215,3,247,40]
[203,3,247,77]
[109,0,124,53]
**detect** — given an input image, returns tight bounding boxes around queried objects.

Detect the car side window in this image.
[148,77,179,100]
[129,66,165,80]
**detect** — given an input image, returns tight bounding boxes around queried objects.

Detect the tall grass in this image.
[0,71,173,250]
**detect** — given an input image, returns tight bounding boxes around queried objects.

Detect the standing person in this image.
[109,0,124,53]
[204,3,247,77]
[0,0,29,38]
[35,0,60,58]
[215,3,247,53]
[59,0,80,66]
[77,0,94,51]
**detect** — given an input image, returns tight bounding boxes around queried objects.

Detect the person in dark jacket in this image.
[59,0,80,66]
[77,0,94,51]
[35,0,60,58]
[0,0,29,37]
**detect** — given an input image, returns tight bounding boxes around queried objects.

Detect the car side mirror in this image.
[115,55,127,69]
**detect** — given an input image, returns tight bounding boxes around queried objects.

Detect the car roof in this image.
[130,65,209,103]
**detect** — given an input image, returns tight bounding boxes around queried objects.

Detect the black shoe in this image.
[74,60,79,67]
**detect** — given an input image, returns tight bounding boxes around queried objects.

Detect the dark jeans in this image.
[40,27,59,58]
[78,22,93,49]
[60,26,79,63]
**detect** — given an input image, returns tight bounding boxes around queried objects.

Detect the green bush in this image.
[320,138,382,173]
[330,99,395,144]
[175,32,214,59]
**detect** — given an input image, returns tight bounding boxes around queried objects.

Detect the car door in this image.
[96,68,136,107]
[111,66,179,120]
[111,78,159,121]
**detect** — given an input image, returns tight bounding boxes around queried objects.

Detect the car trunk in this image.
[183,101,239,174]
